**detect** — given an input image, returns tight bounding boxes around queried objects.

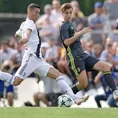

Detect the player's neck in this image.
[27,16,35,22]
[64,20,70,23]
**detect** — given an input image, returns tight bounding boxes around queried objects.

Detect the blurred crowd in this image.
[0,0,118,107]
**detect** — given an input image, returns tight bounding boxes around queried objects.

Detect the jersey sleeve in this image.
[15,22,24,37]
[25,20,36,31]
[60,24,70,41]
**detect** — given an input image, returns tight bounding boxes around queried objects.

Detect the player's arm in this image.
[19,29,32,45]
[63,27,91,46]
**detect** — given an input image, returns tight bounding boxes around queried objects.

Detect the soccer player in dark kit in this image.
[60,3,118,100]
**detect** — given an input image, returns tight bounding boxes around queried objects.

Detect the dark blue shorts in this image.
[68,54,99,77]
[0,80,14,97]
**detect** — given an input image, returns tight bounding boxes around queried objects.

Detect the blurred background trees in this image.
[0,0,104,16]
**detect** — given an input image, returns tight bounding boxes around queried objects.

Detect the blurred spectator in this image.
[11,43,25,74]
[70,0,86,31]
[8,37,17,49]
[33,76,62,107]
[100,43,113,62]
[88,2,106,44]
[71,0,84,18]
[41,42,49,58]
[91,44,103,82]
[92,44,103,58]
[0,41,16,66]
[94,71,118,108]
[84,40,94,55]
[45,39,58,65]
[36,4,53,27]
[51,0,63,23]
[39,15,56,42]
[104,0,118,20]
[0,60,14,107]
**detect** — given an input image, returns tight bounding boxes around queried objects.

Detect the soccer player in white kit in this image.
[0,3,88,105]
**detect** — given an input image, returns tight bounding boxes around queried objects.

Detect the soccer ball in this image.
[58,94,74,107]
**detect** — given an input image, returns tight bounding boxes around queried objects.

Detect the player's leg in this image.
[34,59,88,104]
[0,71,22,87]
[69,57,88,94]
[93,61,118,100]
[7,92,14,107]
[33,92,49,106]
[35,64,77,101]
[94,94,107,108]
[0,54,38,86]
[6,84,14,106]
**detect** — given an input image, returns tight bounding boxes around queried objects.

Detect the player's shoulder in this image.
[25,18,35,26]
[60,21,70,30]
[20,21,25,28]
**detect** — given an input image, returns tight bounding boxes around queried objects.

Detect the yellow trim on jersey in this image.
[67,46,78,77]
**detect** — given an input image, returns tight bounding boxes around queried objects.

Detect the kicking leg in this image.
[0,71,23,86]
[47,67,89,104]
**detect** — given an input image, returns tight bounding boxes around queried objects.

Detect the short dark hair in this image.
[60,3,72,13]
[28,3,40,10]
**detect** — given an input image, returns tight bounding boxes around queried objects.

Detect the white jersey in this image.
[16,18,41,56]
[14,18,52,80]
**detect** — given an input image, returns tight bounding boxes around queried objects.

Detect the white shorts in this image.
[15,51,53,79]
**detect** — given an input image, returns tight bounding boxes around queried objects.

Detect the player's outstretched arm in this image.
[64,27,91,46]
[19,29,32,45]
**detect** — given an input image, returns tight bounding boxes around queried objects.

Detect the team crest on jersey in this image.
[71,26,74,30]
[77,67,80,72]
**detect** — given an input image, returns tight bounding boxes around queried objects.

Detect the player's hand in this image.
[81,27,92,34]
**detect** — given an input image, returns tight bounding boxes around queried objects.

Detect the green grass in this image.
[0,108,118,118]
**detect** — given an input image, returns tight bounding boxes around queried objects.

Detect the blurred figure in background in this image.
[0,61,14,107]
[104,0,118,20]
[8,37,17,50]
[11,43,24,74]
[39,15,55,43]
[70,0,86,31]
[88,2,106,44]
[0,41,16,66]
[51,0,62,22]
[36,4,53,27]
[94,70,118,108]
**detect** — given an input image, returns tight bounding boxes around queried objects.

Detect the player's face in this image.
[62,8,73,22]
[32,8,40,22]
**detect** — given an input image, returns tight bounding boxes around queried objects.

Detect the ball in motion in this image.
[58,94,74,107]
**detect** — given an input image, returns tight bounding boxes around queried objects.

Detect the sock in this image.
[103,72,116,92]
[0,71,14,84]
[71,82,81,94]
[56,76,77,101]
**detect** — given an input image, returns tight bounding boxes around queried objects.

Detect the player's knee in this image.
[102,64,111,72]
[12,77,21,86]
[48,67,62,78]
[94,96,99,101]
[13,81,20,86]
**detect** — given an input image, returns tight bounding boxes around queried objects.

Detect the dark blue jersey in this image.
[60,21,85,59]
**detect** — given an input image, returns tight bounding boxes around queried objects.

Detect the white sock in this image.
[56,76,77,101]
[0,71,14,84]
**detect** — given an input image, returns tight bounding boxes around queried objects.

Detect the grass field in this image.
[0,108,118,118]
